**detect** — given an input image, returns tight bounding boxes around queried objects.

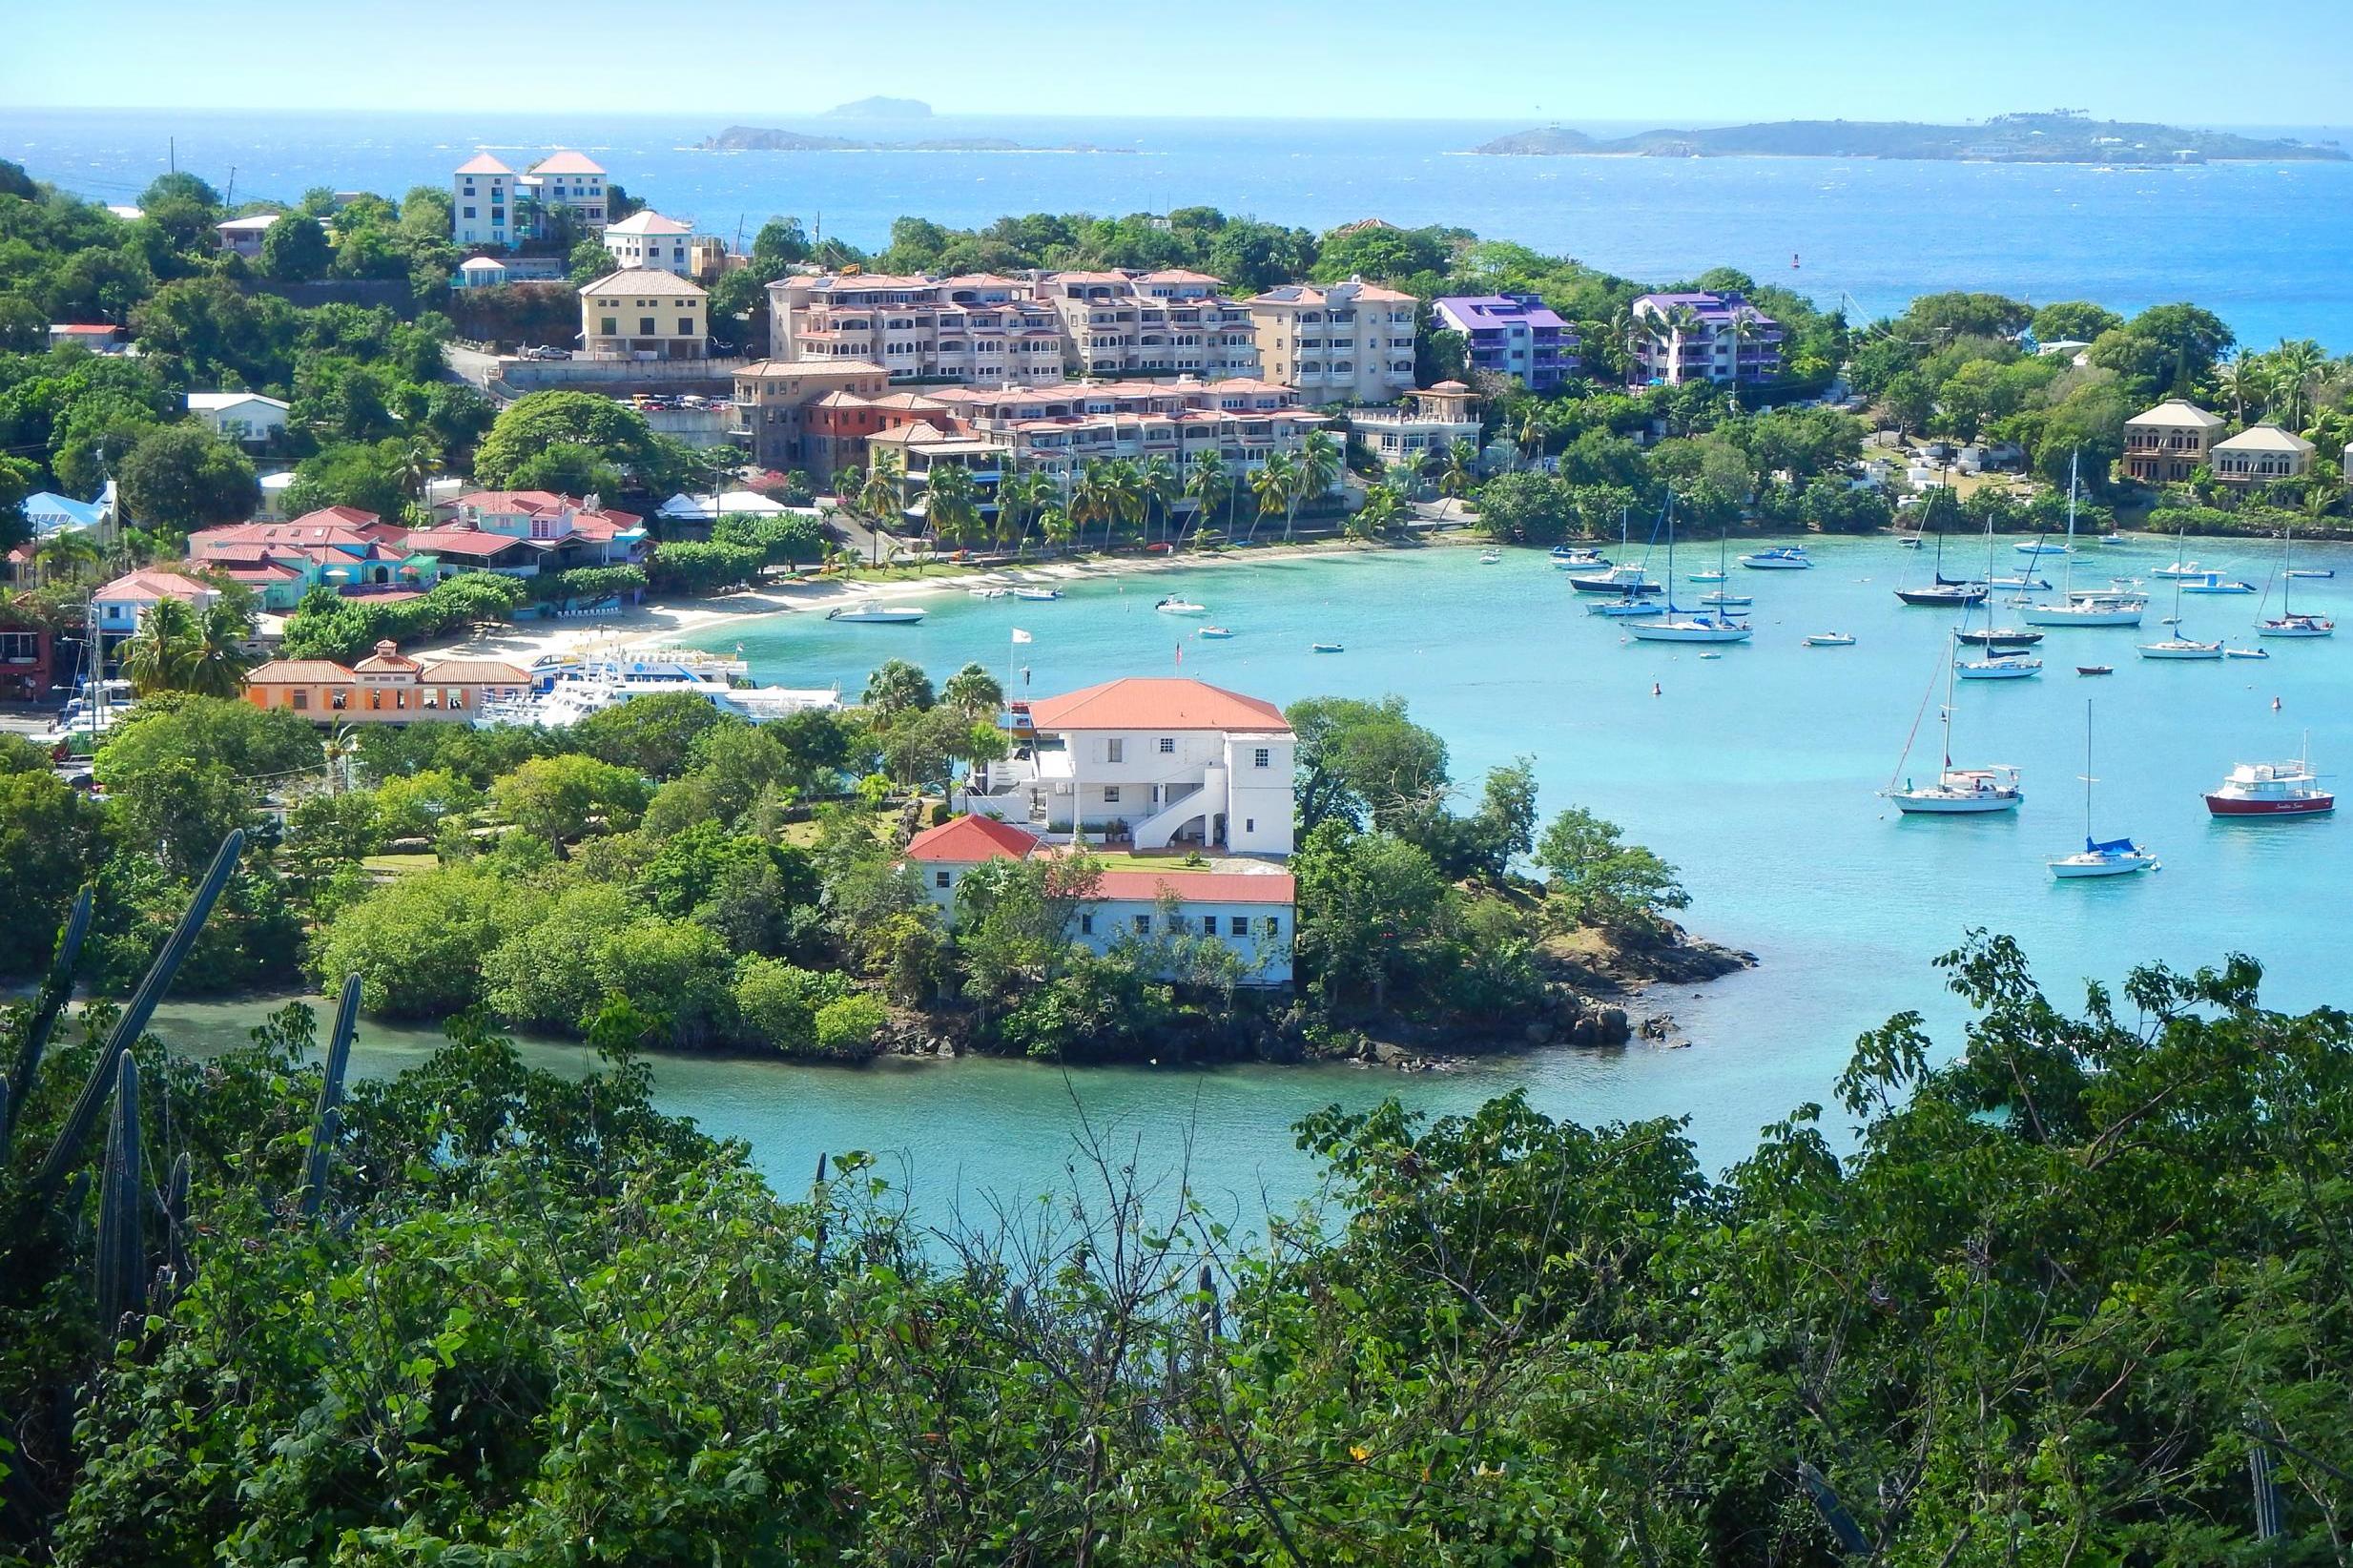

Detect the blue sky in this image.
[5,0,2349,125]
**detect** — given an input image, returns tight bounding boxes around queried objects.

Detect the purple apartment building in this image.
[1431,294,1579,391]
[1629,291,1783,387]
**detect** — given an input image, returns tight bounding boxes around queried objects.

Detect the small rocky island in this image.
[1471,111,2346,164]
[700,123,1126,155]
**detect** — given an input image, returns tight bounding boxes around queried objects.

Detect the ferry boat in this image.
[1739,546,1811,570]
[2204,755,2333,816]
[485,655,839,729]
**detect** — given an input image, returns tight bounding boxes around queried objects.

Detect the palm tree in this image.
[1139,454,1180,547]
[119,597,201,697]
[1352,484,1403,540]
[1103,458,1146,552]
[1515,405,1542,468]
[32,530,101,588]
[1038,505,1076,554]
[1725,310,1765,411]
[1247,452,1296,546]
[2273,338,2327,429]
[396,437,441,505]
[857,450,905,567]
[1436,438,1478,520]
[1290,430,1343,544]
[997,467,1048,555]
[941,662,1005,721]
[924,462,980,553]
[1183,451,1230,551]
[320,722,359,797]
[183,600,256,699]
[2214,352,2258,424]
[1068,462,1113,557]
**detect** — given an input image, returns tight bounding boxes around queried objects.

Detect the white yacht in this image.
[827,600,927,624]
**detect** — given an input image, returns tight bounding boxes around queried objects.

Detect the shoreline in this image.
[413,534,1404,668]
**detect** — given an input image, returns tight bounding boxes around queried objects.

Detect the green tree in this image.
[116,424,259,536]
[861,658,935,720]
[471,391,669,490]
[258,214,331,281]
[1532,806,1689,930]
[1287,693,1451,835]
[487,753,652,851]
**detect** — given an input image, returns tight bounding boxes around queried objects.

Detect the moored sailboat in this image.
[2048,702,2158,877]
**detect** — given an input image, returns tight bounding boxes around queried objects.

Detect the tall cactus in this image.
[93,1053,144,1343]
[33,832,241,1202]
[299,976,361,1220]
[1,885,94,1167]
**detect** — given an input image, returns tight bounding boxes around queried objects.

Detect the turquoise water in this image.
[155,537,2351,1217]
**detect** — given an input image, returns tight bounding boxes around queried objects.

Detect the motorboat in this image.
[2015,539,2071,555]
[2075,665,2113,676]
[1739,546,1811,570]
[968,587,1010,599]
[1566,566,1661,595]
[1478,549,1502,565]
[1155,597,1209,615]
[2153,560,2206,579]
[2178,572,2256,595]
[1195,625,1234,639]
[1549,545,1609,568]
[1699,590,1754,609]
[1011,586,1063,601]
[1804,631,1856,647]
[2136,637,2223,659]
[827,600,926,624]
[2022,589,2146,627]
[2205,753,2333,816]
[1956,655,2041,679]
[1688,569,1727,583]
[1956,627,2042,646]
[1310,642,1345,653]
[2095,532,2127,545]
[2286,567,2335,580]
[2224,647,2269,659]
[2049,701,2157,877]
[1985,573,2051,590]
[1587,597,1659,617]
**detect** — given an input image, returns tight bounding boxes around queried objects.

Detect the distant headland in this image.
[699,123,1128,155]
[1469,111,2348,164]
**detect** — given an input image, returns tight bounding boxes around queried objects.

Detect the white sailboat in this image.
[2049,702,2158,877]
[1630,500,1753,644]
[2022,451,2146,628]
[1955,511,2041,676]
[2137,525,2222,659]
[2258,525,2336,638]
[1883,631,2023,815]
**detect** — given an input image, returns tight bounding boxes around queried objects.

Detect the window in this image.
[1105,738,1125,763]
[1079,913,1095,935]
[1263,917,1281,938]
[330,690,347,710]
[449,690,465,710]
[1229,916,1249,938]
[0,631,36,661]
[1252,748,1270,769]
[1167,914,1188,935]
[290,690,308,711]
[600,316,617,335]
[463,206,477,218]
[638,317,656,336]
[1103,786,1121,805]
[934,870,951,889]
[367,691,381,711]
[1157,737,1174,753]
[678,318,694,336]
[1245,817,1255,835]
[1132,914,1151,935]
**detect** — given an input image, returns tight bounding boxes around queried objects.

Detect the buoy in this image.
[1651,682,1662,697]
[2273,696,2282,711]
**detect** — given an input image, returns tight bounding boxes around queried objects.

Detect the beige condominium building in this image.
[579,269,709,360]
[1245,279,1419,405]
[2211,423,2316,485]
[2121,399,2226,484]
[1028,270,1263,381]
[765,273,1069,385]
[730,360,892,470]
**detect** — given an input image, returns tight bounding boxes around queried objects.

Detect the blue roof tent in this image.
[22,491,107,538]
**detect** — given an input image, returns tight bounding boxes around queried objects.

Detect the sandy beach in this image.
[417,536,1405,670]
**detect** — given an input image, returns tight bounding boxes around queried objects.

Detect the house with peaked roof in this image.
[2122,400,2226,484]
[962,677,1296,857]
[579,268,708,360]
[185,391,290,448]
[902,814,1295,986]
[2211,423,2315,485]
[91,569,222,639]
[452,148,610,251]
[425,490,647,571]
[243,640,530,723]
[185,508,443,609]
[602,210,701,278]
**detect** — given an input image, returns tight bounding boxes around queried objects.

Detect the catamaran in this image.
[2259,526,2336,637]
[2049,702,2158,877]
[2023,452,2146,628]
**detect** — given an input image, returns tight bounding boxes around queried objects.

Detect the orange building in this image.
[242,640,529,722]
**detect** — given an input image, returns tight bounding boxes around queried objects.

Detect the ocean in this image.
[6,108,2352,348]
[155,538,2353,1220]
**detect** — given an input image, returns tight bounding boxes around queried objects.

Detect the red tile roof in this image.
[94,569,217,604]
[1094,871,1296,905]
[1024,678,1289,733]
[904,815,1042,864]
[247,658,360,684]
[403,528,546,560]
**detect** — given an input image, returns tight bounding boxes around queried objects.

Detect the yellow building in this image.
[579,268,709,361]
[1245,279,1419,405]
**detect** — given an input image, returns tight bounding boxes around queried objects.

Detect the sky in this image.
[4,0,2350,126]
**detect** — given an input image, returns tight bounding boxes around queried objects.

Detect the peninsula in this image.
[700,123,1126,154]
[1470,111,2347,163]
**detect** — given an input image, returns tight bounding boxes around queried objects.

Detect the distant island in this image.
[824,95,932,120]
[1469,111,2348,164]
[700,124,1127,155]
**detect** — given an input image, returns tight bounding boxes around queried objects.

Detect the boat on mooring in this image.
[2049,702,2158,877]
[1630,503,1753,644]
[1156,596,1209,615]
[1805,631,1856,647]
[827,600,927,624]
[2205,747,2333,817]
[2023,453,2147,627]
[1739,545,1812,570]
[2258,526,2336,638]
[1882,629,2023,815]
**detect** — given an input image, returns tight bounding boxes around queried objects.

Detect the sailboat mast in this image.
[1941,628,1958,768]
[2061,448,2078,599]
[2083,699,2094,843]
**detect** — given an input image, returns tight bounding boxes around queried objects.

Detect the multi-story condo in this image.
[767,273,1068,385]
[601,211,698,277]
[1030,269,1263,381]
[451,150,609,251]
[1345,382,1483,470]
[1245,279,1419,405]
[2121,400,2225,484]
[578,269,709,361]
[1431,295,1579,390]
[731,360,893,470]
[2211,424,2316,485]
[1629,291,1783,386]
[918,377,1333,485]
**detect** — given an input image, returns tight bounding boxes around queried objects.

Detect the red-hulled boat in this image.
[2204,756,2334,816]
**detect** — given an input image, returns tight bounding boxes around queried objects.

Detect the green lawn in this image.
[360,853,439,877]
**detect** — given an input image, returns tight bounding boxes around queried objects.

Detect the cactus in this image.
[299,976,361,1220]
[93,1053,144,1344]
[33,832,241,1202]
[1,885,93,1166]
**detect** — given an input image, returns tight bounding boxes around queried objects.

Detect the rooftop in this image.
[94,569,217,604]
[186,391,291,412]
[580,267,709,298]
[2129,399,2227,429]
[528,151,607,176]
[2214,423,2317,454]
[905,814,1044,863]
[455,153,516,176]
[1024,677,1290,733]
[605,211,694,237]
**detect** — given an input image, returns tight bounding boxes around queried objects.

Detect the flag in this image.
[1011,628,1033,644]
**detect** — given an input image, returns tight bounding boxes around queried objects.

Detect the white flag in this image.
[1011,628,1034,644]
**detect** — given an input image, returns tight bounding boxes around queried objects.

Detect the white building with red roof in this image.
[418,491,648,574]
[903,813,1294,986]
[91,568,222,637]
[964,676,1296,857]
